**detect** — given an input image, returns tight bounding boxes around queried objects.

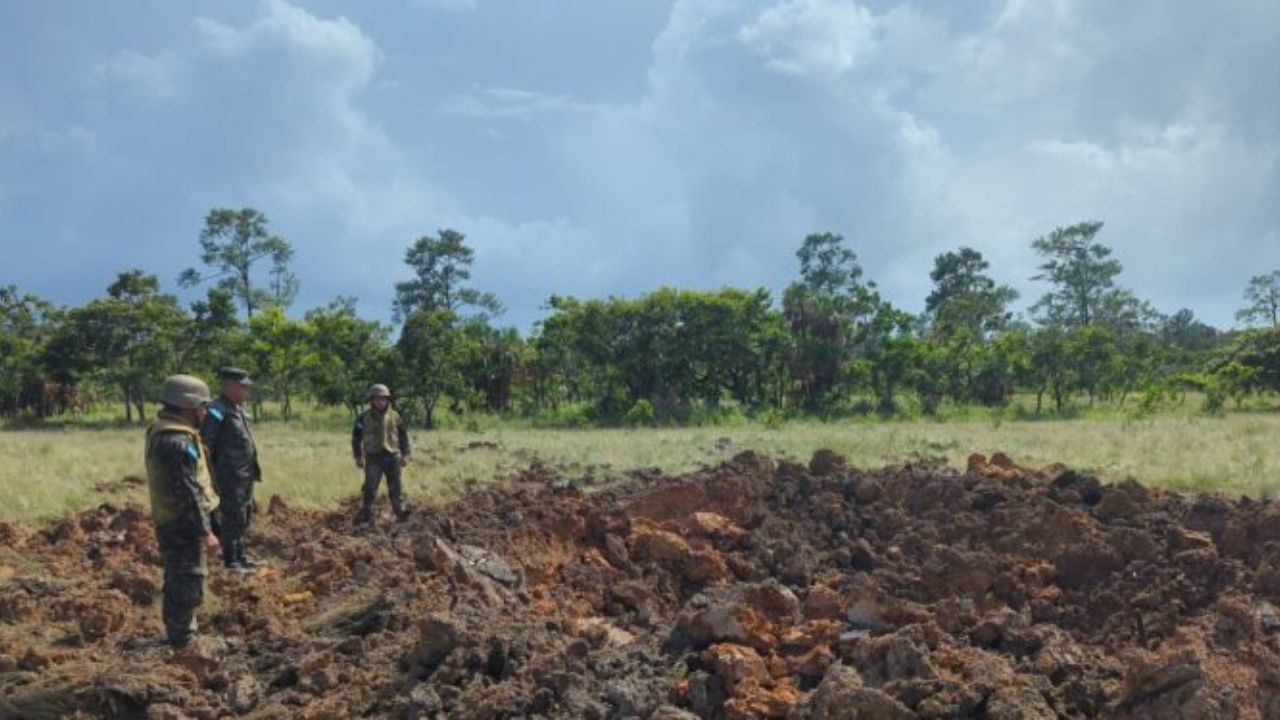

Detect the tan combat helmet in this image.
[161,375,212,409]
[368,383,392,399]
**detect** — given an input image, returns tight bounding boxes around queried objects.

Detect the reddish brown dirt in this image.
[2,451,1279,719]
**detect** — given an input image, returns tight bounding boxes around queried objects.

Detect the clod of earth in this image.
[1,449,1279,718]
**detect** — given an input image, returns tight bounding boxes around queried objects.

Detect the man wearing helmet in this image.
[145,374,221,648]
[352,383,412,523]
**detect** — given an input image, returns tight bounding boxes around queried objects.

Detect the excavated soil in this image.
[2,451,1280,719]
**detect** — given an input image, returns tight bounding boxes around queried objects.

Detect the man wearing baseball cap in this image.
[200,367,263,571]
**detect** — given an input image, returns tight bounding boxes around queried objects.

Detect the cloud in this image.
[739,0,878,76]
[440,87,603,120]
[410,0,477,12]
[533,0,1280,324]
[3,1,444,320]
[1,0,1276,331]
[91,50,183,101]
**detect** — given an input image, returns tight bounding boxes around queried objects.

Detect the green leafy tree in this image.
[179,207,296,321]
[50,271,187,422]
[1030,221,1133,329]
[183,287,246,375]
[678,287,785,410]
[247,306,317,420]
[1023,326,1071,413]
[307,298,392,415]
[920,247,1020,407]
[983,327,1034,407]
[1207,328,1280,397]
[854,302,917,414]
[797,232,864,296]
[1064,324,1122,406]
[396,309,470,429]
[526,288,788,421]
[1161,309,1221,354]
[460,322,525,413]
[394,229,502,320]
[1237,270,1280,328]
[0,286,61,418]
[925,247,1018,338]
[783,233,880,410]
[1158,308,1220,381]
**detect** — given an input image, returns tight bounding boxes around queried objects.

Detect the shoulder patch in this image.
[184,441,200,461]
[208,405,225,422]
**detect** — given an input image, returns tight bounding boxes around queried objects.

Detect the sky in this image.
[1,0,1277,330]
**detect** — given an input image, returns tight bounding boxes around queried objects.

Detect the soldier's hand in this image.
[203,533,220,552]
[355,457,365,470]
[400,456,409,468]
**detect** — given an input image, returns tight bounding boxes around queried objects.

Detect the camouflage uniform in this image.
[352,386,412,520]
[146,401,219,647]
[200,379,261,569]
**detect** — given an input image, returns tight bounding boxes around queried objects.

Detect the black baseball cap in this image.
[218,367,254,385]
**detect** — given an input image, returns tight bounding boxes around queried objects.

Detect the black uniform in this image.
[200,396,261,567]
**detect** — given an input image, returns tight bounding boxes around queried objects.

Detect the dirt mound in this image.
[2,451,1279,718]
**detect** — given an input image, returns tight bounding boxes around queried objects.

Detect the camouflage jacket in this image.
[200,396,262,486]
[146,413,220,537]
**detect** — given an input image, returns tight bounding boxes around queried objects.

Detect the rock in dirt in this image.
[1115,649,1238,720]
[792,664,913,720]
[403,613,464,678]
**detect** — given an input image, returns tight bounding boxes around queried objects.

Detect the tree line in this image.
[2,208,1278,426]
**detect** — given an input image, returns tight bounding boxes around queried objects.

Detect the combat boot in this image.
[237,545,263,570]
[222,541,243,570]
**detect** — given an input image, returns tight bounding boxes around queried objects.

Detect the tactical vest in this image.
[360,408,402,456]
[146,417,220,528]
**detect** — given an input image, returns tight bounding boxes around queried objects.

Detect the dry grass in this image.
[1,413,1277,523]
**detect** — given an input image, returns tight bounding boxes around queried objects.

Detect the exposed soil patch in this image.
[2,451,1278,718]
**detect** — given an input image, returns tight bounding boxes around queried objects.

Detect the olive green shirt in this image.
[145,412,220,537]
[352,407,411,459]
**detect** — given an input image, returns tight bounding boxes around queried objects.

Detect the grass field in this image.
[1,411,1277,523]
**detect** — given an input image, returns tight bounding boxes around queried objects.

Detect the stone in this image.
[404,613,463,678]
[706,642,770,693]
[631,523,693,564]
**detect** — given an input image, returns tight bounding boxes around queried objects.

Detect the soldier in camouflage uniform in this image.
[352,383,412,523]
[145,375,221,648]
[200,367,262,571]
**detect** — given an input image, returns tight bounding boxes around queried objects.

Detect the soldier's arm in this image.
[351,415,364,459]
[157,434,214,540]
[199,405,224,465]
[397,414,411,457]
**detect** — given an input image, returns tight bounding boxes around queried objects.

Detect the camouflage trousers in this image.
[361,452,404,513]
[216,478,254,565]
[155,525,206,647]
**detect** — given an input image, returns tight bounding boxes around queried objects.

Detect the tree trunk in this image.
[424,397,437,430]
[242,267,255,321]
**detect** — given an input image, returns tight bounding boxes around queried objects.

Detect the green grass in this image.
[1,411,1278,523]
